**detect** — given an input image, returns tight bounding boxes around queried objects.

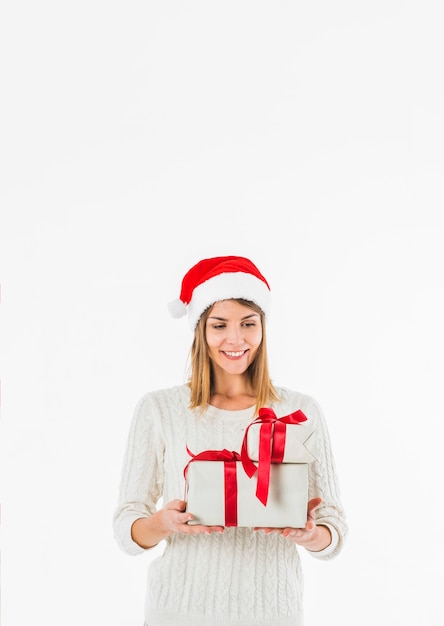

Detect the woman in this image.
[113,255,347,626]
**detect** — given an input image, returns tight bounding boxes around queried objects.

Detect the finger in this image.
[306,499,322,531]
[307,497,322,520]
[178,511,195,524]
[282,528,295,538]
[282,527,304,538]
[166,499,187,512]
[181,512,224,531]
[183,523,224,534]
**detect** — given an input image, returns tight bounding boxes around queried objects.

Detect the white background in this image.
[1,1,443,625]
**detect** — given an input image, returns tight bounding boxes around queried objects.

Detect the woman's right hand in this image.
[131,499,224,549]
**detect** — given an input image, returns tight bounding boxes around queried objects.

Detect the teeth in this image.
[224,351,245,357]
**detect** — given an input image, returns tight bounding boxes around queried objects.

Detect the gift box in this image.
[184,449,309,528]
[240,407,316,507]
[242,407,317,464]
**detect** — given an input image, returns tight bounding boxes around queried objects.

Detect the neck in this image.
[210,374,256,410]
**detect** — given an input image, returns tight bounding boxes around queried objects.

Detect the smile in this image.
[222,350,247,358]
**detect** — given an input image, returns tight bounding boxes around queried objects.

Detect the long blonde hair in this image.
[187,299,279,416]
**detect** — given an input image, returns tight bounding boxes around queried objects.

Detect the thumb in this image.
[307,497,322,516]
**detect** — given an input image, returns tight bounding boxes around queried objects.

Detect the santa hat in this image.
[168,256,271,329]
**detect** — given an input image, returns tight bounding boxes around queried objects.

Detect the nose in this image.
[226,325,244,345]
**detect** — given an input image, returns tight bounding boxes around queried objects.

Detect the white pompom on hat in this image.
[167,255,271,329]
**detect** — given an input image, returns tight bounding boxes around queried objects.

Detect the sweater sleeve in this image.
[113,393,165,556]
[304,396,348,561]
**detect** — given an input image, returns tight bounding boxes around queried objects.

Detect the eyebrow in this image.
[207,313,260,322]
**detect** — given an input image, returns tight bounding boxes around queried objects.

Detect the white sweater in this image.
[113,385,347,626]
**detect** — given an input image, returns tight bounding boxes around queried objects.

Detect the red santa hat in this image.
[168,255,271,329]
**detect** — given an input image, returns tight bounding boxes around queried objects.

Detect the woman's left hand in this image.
[254,497,331,551]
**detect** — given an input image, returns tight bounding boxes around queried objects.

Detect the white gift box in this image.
[185,459,309,528]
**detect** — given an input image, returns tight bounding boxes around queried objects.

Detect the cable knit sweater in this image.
[113,384,347,626]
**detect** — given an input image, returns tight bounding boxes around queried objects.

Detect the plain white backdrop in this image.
[1,1,443,625]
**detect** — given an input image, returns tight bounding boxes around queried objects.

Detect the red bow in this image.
[184,447,241,527]
[241,407,307,506]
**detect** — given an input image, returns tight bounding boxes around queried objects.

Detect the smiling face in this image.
[205,299,263,377]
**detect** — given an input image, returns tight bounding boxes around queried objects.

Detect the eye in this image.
[242,321,257,328]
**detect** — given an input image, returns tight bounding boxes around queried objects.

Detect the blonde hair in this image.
[187,299,279,416]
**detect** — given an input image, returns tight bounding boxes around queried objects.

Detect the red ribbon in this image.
[240,407,308,506]
[184,447,241,527]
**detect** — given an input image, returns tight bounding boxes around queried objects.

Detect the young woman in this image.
[113,255,347,626]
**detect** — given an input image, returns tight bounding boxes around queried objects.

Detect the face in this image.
[205,300,263,376]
